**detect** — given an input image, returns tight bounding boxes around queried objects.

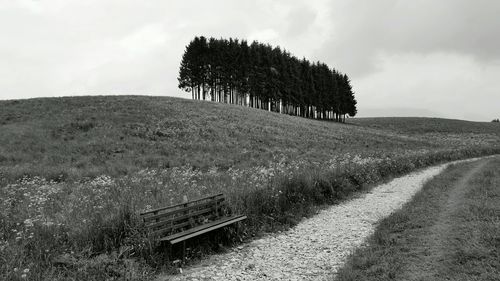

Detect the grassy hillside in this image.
[351,116,500,137]
[1,96,498,184]
[1,96,499,280]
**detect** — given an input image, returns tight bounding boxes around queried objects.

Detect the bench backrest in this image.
[139,193,228,237]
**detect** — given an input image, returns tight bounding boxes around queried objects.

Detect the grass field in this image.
[351,116,500,135]
[1,96,499,280]
[335,157,500,281]
[1,96,498,184]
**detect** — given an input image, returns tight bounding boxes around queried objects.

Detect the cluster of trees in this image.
[492,118,499,123]
[178,36,357,121]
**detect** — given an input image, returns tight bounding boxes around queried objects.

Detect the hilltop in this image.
[1,96,498,183]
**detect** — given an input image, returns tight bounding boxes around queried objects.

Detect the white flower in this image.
[23,219,34,227]
[42,221,54,227]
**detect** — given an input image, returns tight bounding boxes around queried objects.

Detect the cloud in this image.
[119,23,169,58]
[316,0,500,77]
[249,29,279,43]
[355,51,500,121]
[286,5,317,37]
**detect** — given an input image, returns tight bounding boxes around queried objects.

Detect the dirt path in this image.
[401,159,490,280]
[160,158,486,281]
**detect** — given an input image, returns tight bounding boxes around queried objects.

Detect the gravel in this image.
[162,158,482,281]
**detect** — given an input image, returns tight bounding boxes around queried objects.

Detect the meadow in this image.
[1,96,499,280]
[0,97,435,182]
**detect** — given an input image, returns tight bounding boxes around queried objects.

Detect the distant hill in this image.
[0,96,498,182]
[351,117,500,135]
[357,107,443,119]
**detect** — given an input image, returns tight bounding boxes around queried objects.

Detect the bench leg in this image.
[167,243,173,262]
[182,240,186,265]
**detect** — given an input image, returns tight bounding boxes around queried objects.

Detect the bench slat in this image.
[142,197,225,222]
[140,193,224,215]
[161,215,247,244]
[168,215,247,244]
[151,211,221,237]
[145,205,221,230]
[151,220,190,237]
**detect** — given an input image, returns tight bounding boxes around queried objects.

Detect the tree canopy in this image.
[178,36,357,122]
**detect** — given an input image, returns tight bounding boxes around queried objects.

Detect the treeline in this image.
[178,36,357,121]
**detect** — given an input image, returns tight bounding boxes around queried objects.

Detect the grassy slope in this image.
[351,117,500,148]
[1,96,499,184]
[335,157,500,281]
[351,116,500,135]
[0,96,440,177]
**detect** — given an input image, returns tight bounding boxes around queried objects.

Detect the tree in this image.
[178,36,358,122]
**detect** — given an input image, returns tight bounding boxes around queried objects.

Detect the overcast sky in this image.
[1,0,499,121]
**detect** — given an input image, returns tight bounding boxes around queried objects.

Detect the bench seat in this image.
[161,214,247,244]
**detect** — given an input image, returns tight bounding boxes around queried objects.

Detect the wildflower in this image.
[23,219,34,227]
[23,268,29,274]
[21,274,27,279]
[42,221,54,227]
[13,268,18,272]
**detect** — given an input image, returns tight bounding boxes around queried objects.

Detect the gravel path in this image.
[161,158,484,281]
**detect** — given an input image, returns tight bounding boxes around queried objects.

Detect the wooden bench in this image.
[140,193,246,257]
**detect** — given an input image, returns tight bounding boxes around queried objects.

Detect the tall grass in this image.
[1,146,499,280]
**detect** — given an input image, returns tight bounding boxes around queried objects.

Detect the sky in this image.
[0,0,499,121]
